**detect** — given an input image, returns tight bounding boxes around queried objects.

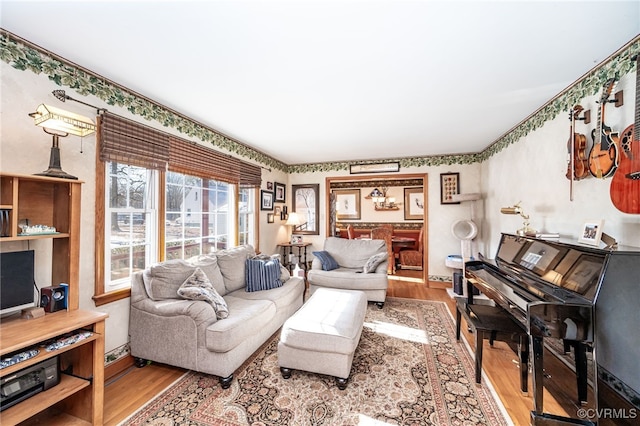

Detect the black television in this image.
[0,250,36,317]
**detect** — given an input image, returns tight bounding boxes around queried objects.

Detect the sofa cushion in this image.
[363,252,387,273]
[186,254,227,296]
[177,267,229,319]
[205,296,276,353]
[231,276,303,312]
[322,237,387,269]
[245,258,283,292]
[312,250,339,271]
[307,267,389,291]
[143,259,196,301]
[216,245,256,293]
[280,264,291,282]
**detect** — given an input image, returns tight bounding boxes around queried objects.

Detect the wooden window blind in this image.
[169,137,261,187]
[98,112,169,170]
[98,112,261,187]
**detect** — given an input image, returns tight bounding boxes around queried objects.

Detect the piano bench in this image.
[455,299,529,393]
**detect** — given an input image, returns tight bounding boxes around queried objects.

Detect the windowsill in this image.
[93,288,131,307]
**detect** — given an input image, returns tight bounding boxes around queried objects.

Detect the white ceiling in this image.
[2,1,639,165]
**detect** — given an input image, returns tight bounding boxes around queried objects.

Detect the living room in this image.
[2,2,640,425]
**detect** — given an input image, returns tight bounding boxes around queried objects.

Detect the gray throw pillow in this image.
[186,254,227,296]
[363,252,387,273]
[177,267,229,319]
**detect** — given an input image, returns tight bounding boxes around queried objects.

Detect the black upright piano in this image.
[465,233,640,425]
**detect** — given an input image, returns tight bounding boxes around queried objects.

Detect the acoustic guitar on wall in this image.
[588,78,619,179]
[610,55,640,214]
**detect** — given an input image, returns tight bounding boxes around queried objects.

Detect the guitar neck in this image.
[597,102,605,145]
[635,55,640,141]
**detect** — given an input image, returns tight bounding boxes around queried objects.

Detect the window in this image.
[238,187,256,246]
[104,162,158,292]
[94,112,261,305]
[96,165,256,305]
[165,171,232,260]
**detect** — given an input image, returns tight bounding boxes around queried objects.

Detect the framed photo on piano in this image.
[578,219,604,246]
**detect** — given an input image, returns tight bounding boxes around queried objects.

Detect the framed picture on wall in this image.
[440,172,460,204]
[260,190,274,211]
[274,182,286,203]
[333,189,361,220]
[404,187,424,220]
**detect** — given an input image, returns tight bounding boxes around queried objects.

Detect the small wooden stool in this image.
[456,298,529,392]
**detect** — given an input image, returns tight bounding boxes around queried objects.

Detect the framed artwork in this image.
[291,235,304,244]
[274,182,286,203]
[349,161,400,174]
[291,184,319,235]
[267,213,275,223]
[333,189,361,220]
[266,181,273,191]
[440,172,460,204]
[260,190,274,211]
[578,220,604,246]
[404,187,424,220]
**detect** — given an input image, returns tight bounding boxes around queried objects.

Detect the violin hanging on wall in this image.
[610,55,640,214]
[588,78,620,179]
[566,105,589,181]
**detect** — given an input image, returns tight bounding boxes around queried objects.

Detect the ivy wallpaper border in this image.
[2,30,638,174]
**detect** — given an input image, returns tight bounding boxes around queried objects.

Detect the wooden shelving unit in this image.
[0,173,107,425]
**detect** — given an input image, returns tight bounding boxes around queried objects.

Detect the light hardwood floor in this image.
[104,276,591,426]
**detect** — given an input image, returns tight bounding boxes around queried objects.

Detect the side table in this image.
[277,242,312,273]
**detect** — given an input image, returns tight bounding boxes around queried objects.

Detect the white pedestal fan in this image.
[450,193,481,298]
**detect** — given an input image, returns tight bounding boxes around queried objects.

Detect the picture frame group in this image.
[263,182,286,213]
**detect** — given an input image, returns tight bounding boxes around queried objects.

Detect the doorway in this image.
[325,173,428,283]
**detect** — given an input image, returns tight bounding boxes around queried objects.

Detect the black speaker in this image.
[40,285,67,313]
[453,271,463,295]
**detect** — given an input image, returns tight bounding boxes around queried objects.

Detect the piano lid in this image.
[495,233,607,302]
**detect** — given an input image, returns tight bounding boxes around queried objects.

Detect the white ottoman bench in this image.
[278,288,367,390]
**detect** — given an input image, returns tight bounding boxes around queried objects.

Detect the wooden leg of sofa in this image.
[219,374,233,389]
[336,377,348,390]
[280,367,292,379]
[134,357,148,368]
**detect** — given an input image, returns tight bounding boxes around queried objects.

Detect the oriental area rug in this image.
[120,298,511,425]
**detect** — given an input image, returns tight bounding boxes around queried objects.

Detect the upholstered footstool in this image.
[278,288,367,390]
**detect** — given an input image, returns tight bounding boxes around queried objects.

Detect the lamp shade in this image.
[285,212,303,226]
[31,104,96,137]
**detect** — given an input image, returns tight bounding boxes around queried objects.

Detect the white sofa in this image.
[307,237,389,308]
[129,245,304,388]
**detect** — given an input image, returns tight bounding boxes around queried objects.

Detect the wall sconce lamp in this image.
[500,202,536,236]
[369,187,398,210]
[29,104,96,180]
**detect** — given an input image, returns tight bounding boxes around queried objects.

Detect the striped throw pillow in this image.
[245,258,283,292]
